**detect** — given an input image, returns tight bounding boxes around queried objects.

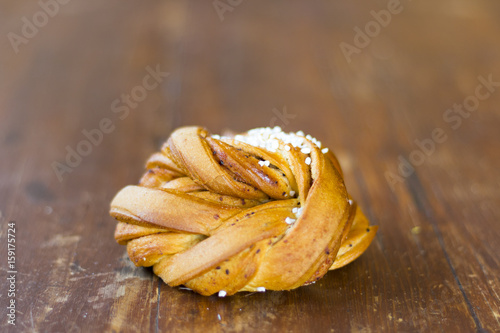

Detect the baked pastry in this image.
[110,126,377,296]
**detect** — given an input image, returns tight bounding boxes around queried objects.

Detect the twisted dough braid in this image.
[110,126,377,296]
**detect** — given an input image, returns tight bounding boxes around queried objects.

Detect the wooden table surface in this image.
[1,0,500,332]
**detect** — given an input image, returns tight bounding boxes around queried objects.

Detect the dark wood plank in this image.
[0,1,168,332]
[1,0,499,332]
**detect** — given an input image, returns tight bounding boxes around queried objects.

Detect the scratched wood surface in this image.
[1,0,500,332]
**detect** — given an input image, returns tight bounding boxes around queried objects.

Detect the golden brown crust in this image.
[110,126,377,295]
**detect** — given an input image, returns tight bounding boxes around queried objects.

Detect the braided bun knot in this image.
[110,126,377,296]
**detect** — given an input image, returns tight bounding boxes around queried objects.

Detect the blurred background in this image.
[1,0,499,332]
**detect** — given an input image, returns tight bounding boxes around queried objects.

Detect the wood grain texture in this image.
[1,0,499,332]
